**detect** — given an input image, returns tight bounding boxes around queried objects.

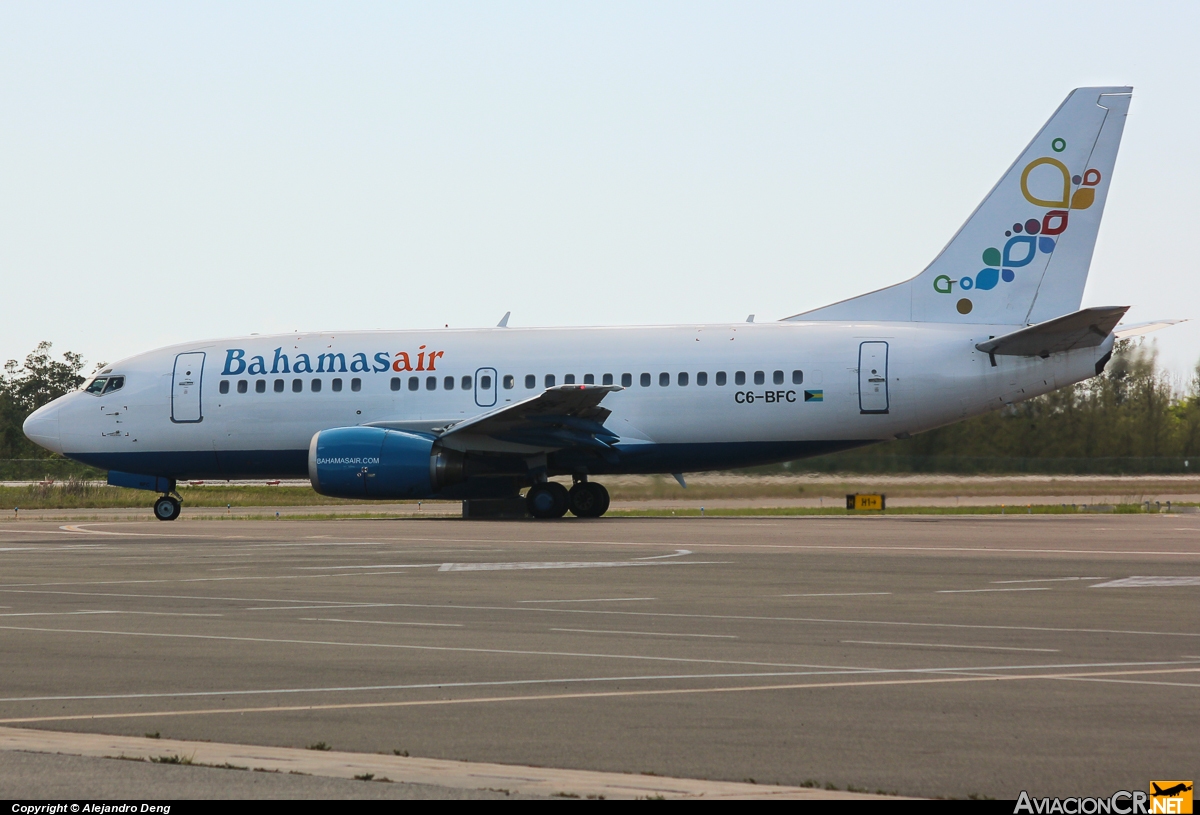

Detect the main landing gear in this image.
[525,479,610,519]
[153,494,182,521]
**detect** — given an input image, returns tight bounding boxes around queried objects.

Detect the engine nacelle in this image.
[308,427,462,499]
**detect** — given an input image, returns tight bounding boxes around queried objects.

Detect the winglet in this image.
[497,312,511,328]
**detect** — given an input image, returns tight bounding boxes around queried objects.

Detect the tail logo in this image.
[934,136,1103,315]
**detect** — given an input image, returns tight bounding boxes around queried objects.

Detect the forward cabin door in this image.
[474,367,497,408]
[858,342,889,414]
[171,352,206,423]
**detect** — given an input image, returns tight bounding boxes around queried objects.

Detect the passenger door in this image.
[172,352,206,423]
[474,367,497,408]
[858,342,889,414]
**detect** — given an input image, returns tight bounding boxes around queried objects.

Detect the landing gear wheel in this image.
[153,496,181,521]
[568,482,610,518]
[526,482,569,519]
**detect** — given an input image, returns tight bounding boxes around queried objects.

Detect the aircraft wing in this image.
[1114,318,1186,339]
[975,306,1129,358]
[436,384,624,452]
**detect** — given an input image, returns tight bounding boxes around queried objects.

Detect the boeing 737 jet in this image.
[23,87,1177,520]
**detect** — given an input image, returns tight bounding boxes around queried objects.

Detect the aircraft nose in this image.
[23,401,64,455]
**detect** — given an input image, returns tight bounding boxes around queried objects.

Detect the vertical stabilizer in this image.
[788,87,1131,325]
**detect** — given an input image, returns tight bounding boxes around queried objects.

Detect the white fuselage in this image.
[25,320,1110,486]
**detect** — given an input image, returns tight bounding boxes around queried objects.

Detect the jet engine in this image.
[308,427,463,499]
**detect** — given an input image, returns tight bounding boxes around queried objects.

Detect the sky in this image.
[1,1,1197,383]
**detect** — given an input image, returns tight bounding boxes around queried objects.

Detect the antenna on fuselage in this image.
[497,311,511,328]
[746,314,755,323]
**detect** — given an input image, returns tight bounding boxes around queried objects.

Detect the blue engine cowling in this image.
[308,427,453,499]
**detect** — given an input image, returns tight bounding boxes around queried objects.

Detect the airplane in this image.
[22,86,1180,521]
[1152,783,1192,798]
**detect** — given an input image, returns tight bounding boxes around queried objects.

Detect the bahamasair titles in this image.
[23,87,1179,520]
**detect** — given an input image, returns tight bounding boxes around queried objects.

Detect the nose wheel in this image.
[154,495,182,521]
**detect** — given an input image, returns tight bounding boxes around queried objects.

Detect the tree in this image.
[0,342,90,458]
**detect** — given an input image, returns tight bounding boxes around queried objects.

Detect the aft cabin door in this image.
[858,342,889,414]
[171,352,205,423]
[474,367,497,408]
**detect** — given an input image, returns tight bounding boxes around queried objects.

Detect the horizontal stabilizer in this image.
[1114,319,1186,339]
[975,306,1128,357]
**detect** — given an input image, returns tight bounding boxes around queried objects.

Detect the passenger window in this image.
[773,370,784,385]
[292,379,303,393]
[622,373,633,387]
[792,370,803,385]
[426,376,436,390]
[311,379,322,392]
[85,378,108,394]
[219,380,229,395]
[237,380,248,394]
[503,374,514,389]
[716,371,727,386]
[603,373,614,386]
[697,372,708,386]
[256,380,266,393]
[332,378,343,392]
[408,376,419,391]
[444,376,455,390]
[584,374,594,384]
[461,375,472,390]
[390,377,401,391]
[480,375,492,390]
[564,374,576,385]
[545,374,556,387]
[640,373,651,387]
[678,372,688,386]
[525,374,536,389]
[659,373,669,386]
[351,378,362,392]
[754,371,765,385]
[103,376,125,394]
[734,371,745,386]
[274,379,285,393]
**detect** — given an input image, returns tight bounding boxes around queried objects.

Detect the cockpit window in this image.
[84,378,107,394]
[84,375,124,395]
[103,376,125,394]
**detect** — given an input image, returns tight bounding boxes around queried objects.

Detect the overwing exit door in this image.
[172,352,205,423]
[858,342,889,414]
[474,367,497,408]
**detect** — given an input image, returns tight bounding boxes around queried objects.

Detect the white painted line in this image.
[936,587,1051,594]
[991,577,1106,584]
[437,560,721,572]
[777,592,893,598]
[632,549,692,560]
[518,598,657,604]
[552,628,736,639]
[842,640,1060,653]
[293,564,440,570]
[245,603,396,611]
[1090,576,1200,588]
[0,610,222,618]
[303,618,463,628]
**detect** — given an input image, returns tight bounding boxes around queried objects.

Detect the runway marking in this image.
[991,577,1106,584]
[842,640,1060,653]
[1091,576,1200,588]
[551,628,736,639]
[777,592,893,598]
[0,611,221,618]
[518,598,656,604]
[293,564,441,570]
[936,588,1051,594]
[633,550,692,560]
[245,603,397,611]
[302,618,463,628]
[2,667,1195,726]
[437,560,722,572]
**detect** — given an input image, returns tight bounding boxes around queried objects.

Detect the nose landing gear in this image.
[153,494,182,521]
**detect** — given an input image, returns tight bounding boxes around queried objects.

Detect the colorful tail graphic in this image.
[790,87,1132,325]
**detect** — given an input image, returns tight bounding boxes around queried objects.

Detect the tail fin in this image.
[789,87,1132,325]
